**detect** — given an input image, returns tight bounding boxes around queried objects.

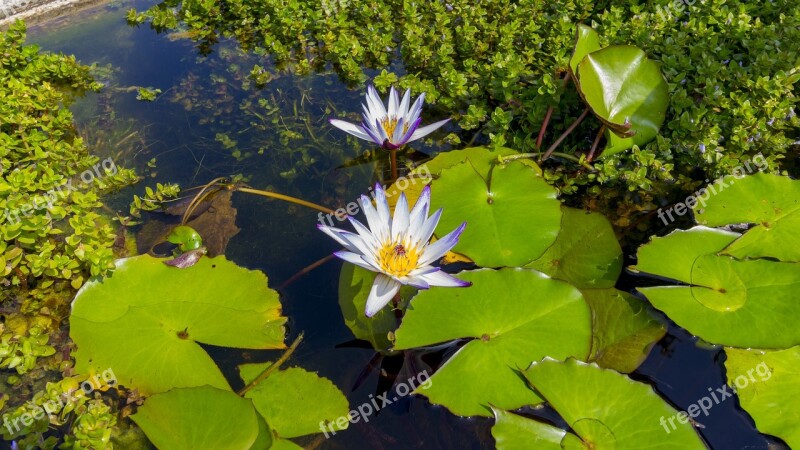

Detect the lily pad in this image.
[394,268,591,416]
[634,227,800,348]
[583,288,665,373]
[71,255,286,394]
[338,264,414,353]
[430,157,561,267]
[569,24,601,76]
[491,407,565,450]
[576,45,669,156]
[526,207,621,289]
[239,364,350,439]
[166,225,203,252]
[524,358,705,449]
[131,385,263,450]
[694,173,800,262]
[724,347,799,448]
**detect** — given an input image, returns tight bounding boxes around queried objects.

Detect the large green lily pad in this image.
[725,347,800,448]
[576,45,669,156]
[393,268,591,416]
[694,173,800,262]
[239,364,350,439]
[523,359,705,449]
[131,385,264,450]
[635,227,800,348]
[71,255,286,394]
[526,207,621,289]
[583,288,665,373]
[430,156,561,267]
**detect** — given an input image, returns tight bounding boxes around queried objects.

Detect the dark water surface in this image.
[27,2,783,449]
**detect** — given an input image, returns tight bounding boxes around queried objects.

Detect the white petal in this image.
[374,184,392,237]
[391,192,410,242]
[417,269,471,287]
[388,86,399,118]
[407,93,425,123]
[367,85,387,119]
[347,216,380,251]
[365,274,401,317]
[317,225,363,254]
[374,118,390,143]
[398,89,411,119]
[412,208,441,247]
[334,250,379,272]
[419,222,466,266]
[409,119,450,141]
[392,117,406,144]
[408,185,430,233]
[329,119,371,141]
[359,194,386,243]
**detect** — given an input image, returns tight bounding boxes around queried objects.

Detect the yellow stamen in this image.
[381,117,410,140]
[377,242,419,277]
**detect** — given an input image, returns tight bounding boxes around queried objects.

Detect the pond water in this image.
[26,1,783,448]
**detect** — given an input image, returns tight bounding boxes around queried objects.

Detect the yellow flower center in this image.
[378,242,419,277]
[381,117,409,141]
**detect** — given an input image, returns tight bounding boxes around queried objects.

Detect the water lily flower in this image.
[319,184,470,317]
[329,85,450,150]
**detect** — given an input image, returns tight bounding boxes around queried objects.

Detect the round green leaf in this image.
[635,227,800,348]
[430,158,561,267]
[526,207,621,289]
[694,173,800,262]
[167,225,203,251]
[239,364,350,439]
[131,385,263,450]
[724,347,799,448]
[71,255,286,394]
[525,359,705,449]
[576,45,669,156]
[394,268,591,416]
[491,407,565,450]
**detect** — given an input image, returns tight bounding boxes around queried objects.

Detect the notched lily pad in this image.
[71,255,286,394]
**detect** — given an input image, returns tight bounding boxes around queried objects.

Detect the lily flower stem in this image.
[541,106,590,161]
[181,177,228,225]
[390,148,399,183]
[586,124,606,162]
[237,332,304,396]
[235,187,334,215]
[277,254,336,291]
[536,72,572,150]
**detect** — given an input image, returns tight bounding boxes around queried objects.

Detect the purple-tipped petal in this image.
[417,269,471,287]
[388,86,399,118]
[409,118,450,142]
[418,222,466,266]
[397,117,423,146]
[398,89,412,118]
[367,85,388,118]
[333,250,378,272]
[329,118,372,141]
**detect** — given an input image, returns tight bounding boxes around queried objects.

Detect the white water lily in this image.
[319,184,470,317]
[329,85,450,150]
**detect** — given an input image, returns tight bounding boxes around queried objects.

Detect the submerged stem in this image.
[587,124,606,162]
[541,106,590,161]
[236,187,334,215]
[237,332,304,396]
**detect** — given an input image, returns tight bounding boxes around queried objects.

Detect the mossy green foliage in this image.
[132,0,799,227]
[0,22,138,292]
